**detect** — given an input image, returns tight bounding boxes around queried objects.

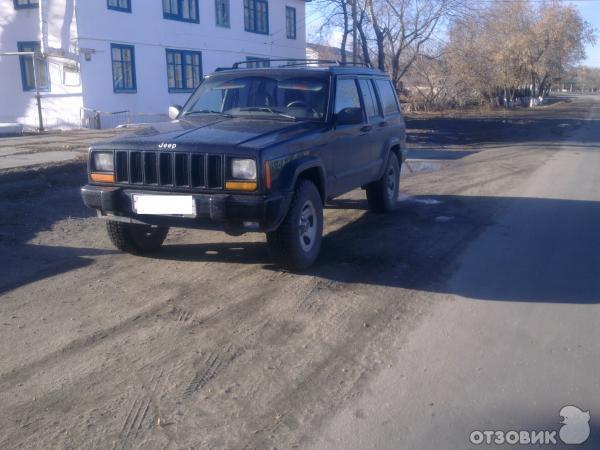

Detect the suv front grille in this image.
[114,151,224,189]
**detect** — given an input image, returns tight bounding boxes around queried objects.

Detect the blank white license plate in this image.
[132,195,196,216]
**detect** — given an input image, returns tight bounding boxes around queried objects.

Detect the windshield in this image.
[182,73,329,121]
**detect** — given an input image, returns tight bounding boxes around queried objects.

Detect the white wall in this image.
[0,0,82,128]
[0,0,307,129]
[77,0,307,120]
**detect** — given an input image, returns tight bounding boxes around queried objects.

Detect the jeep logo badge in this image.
[158,142,177,150]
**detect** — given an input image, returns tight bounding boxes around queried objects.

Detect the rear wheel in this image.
[106,221,169,254]
[366,152,400,213]
[266,180,323,271]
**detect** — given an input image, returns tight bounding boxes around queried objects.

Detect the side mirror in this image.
[335,107,363,126]
[168,105,182,120]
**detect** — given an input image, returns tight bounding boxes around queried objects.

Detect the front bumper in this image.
[81,185,289,233]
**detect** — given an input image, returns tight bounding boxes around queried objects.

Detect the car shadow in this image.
[0,169,116,295]
[156,194,600,304]
[155,241,269,264]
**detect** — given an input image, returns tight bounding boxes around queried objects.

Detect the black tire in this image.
[106,221,169,254]
[266,180,323,271]
[366,152,400,213]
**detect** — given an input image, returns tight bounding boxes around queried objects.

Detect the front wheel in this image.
[106,221,169,254]
[366,152,400,213]
[266,180,323,271]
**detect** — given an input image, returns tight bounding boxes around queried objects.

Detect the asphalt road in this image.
[311,97,600,450]
[0,95,598,449]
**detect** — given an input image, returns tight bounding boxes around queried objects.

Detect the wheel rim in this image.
[298,200,317,252]
[386,165,396,200]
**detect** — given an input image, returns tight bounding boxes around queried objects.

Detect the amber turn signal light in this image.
[264,160,271,190]
[225,181,257,191]
[91,172,115,183]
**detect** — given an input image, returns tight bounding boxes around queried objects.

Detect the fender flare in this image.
[278,156,327,202]
[377,137,407,179]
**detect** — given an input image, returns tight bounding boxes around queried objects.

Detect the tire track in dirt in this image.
[183,344,240,399]
[0,301,168,390]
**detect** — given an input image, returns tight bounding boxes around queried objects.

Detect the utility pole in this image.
[351,0,358,64]
[32,53,45,132]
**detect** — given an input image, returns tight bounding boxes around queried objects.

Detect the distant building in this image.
[0,0,308,129]
[306,42,354,63]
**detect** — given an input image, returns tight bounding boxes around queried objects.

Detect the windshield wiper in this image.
[238,107,296,121]
[184,110,233,118]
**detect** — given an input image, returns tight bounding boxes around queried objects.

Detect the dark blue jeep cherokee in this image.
[81,60,407,270]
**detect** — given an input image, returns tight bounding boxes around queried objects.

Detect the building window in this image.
[244,0,269,35]
[286,6,296,39]
[13,0,38,9]
[246,57,270,69]
[166,49,202,92]
[17,41,49,91]
[107,0,131,13]
[215,0,230,27]
[163,0,199,23]
[111,44,136,93]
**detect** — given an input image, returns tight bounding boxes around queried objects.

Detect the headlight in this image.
[93,152,114,172]
[231,158,257,180]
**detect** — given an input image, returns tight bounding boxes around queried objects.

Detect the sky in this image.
[571,0,600,67]
[306,1,600,68]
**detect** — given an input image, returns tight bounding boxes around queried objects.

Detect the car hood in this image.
[97,115,324,150]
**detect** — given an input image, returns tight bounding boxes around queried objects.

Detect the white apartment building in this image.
[0,0,307,129]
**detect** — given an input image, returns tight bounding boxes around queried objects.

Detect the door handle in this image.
[360,125,373,133]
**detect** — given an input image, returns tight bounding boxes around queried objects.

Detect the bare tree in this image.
[443,0,595,108]
[384,0,465,89]
[312,0,353,62]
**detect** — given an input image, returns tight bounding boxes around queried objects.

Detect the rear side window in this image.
[359,79,378,118]
[335,78,361,114]
[375,79,399,115]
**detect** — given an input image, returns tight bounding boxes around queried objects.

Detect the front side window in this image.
[244,0,269,34]
[163,0,199,23]
[246,57,270,69]
[375,79,400,115]
[107,0,131,13]
[334,78,361,114]
[215,0,230,27]
[13,0,38,9]
[183,74,329,121]
[286,6,296,39]
[111,44,136,93]
[166,49,202,92]
[17,41,49,91]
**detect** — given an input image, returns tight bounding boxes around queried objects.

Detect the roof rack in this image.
[230,58,373,69]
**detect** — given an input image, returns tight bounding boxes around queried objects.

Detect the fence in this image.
[80,108,169,129]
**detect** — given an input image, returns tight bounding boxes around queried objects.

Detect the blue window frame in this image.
[166,49,202,93]
[17,41,50,92]
[215,0,230,27]
[246,57,270,68]
[244,0,269,35]
[286,6,296,40]
[163,0,199,23]
[13,0,38,9]
[107,0,131,13]
[111,43,136,93]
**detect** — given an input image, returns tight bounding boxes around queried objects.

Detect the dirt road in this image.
[1,96,598,449]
